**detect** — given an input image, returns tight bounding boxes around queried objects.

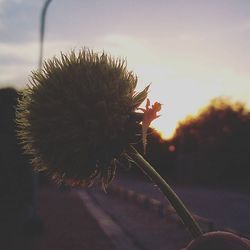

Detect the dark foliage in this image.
[169,98,250,189]
[122,127,177,182]
[0,87,34,240]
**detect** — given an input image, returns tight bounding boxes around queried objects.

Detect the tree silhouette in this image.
[121,127,176,182]
[0,87,34,239]
[169,98,250,189]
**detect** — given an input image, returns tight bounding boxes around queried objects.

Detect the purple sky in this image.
[0,0,250,137]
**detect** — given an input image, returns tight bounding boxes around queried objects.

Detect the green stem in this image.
[127,145,203,239]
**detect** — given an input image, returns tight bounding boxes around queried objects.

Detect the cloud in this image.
[0,19,3,31]
[0,0,6,14]
[0,1,42,43]
[0,0,26,13]
[0,39,76,88]
[97,34,152,59]
[0,41,38,63]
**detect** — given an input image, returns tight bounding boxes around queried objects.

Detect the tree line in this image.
[135,98,250,190]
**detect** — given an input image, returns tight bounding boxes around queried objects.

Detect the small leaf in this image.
[132,84,150,109]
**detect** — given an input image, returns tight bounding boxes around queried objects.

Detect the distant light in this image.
[168,145,176,152]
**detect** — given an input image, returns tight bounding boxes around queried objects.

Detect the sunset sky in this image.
[0,0,250,138]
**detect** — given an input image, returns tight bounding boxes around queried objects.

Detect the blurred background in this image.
[0,1,249,250]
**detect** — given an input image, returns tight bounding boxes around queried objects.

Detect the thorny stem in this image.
[127,145,203,239]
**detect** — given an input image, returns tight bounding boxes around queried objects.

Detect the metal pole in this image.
[32,0,53,218]
[38,0,53,72]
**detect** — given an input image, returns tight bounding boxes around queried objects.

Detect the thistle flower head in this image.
[16,49,149,188]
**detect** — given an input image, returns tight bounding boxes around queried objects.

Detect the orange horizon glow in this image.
[95,34,250,140]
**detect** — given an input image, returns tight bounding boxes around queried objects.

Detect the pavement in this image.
[3,176,249,250]
[6,185,116,250]
[113,176,250,237]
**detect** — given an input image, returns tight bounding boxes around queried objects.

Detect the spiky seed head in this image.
[16,49,149,188]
